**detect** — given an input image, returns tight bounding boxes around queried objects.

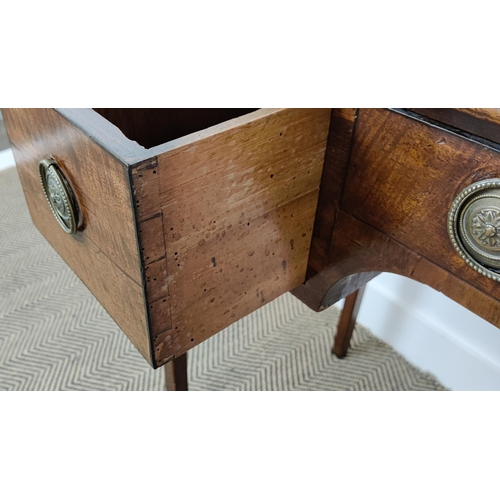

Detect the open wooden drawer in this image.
[2,108,331,367]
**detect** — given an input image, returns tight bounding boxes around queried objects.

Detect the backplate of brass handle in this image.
[448,178,500,280]
[39,157,80,235]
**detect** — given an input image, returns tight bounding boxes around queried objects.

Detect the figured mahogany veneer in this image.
[293,108,500,338]
[3,108,150,359]
[4,107,500,377]
[2,108,331,368]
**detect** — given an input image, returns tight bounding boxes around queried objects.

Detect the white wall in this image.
[0,148,14,171]
[356,273,500,390]
[0,113,15,171]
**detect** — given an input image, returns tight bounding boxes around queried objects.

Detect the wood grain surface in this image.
[1,108,152,363]
[164,353,188,391]
[14,107,500,371]
[3,108,331,368]
[304,108,358,277]
[342,108,500,301]
[332,286,365,358]
[131,108,331,365]
[296,209,500,330]
[410,108,500,144]
[294,107,500,347]
[94,109,258,149]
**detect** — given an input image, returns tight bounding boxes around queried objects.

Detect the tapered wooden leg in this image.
[164,353,188,391]
[332,286,366,358]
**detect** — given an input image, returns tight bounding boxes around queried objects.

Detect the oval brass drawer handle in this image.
[449,178,500,280]
[39,157,80,235]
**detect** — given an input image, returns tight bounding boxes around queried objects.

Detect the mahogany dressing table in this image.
[3,108,500,390]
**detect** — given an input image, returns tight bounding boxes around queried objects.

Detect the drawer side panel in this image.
[132,108,331,365]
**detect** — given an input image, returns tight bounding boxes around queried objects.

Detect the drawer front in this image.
[342,108,500,300]
[2,109,151,362]
[4,108,331,368]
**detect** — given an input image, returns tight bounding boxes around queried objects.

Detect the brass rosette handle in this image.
[448,178,500,280]
[39,157,80,235]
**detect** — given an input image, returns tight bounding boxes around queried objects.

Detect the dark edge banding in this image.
[127,157,159,368]
[56,109,275,165]
[332,108,361,257]
[56,108,146,165]
[303,109,335,279]
[392,109,500,154]
[304,108,360,279]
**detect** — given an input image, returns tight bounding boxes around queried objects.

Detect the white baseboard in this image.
[0,148,15,172]
[355,273,500,390]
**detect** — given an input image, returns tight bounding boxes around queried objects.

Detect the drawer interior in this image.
[93,108,258,149]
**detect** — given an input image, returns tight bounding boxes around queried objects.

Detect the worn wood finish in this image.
[294,108,500,359]
[298,210,500,330]
[131,108,331,366]
[332,286,365,358]
[291,108,380,309]
[12,106,500,372]
[342,108,500,301]
[2,108,152,363]
[410,108,500,144]
[94,109,258,149]
[3,108,331,369]
[164,353,188,391]
[303,108,358,278]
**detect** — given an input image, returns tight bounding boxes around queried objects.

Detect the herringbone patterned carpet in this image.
[0,166,446,390]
